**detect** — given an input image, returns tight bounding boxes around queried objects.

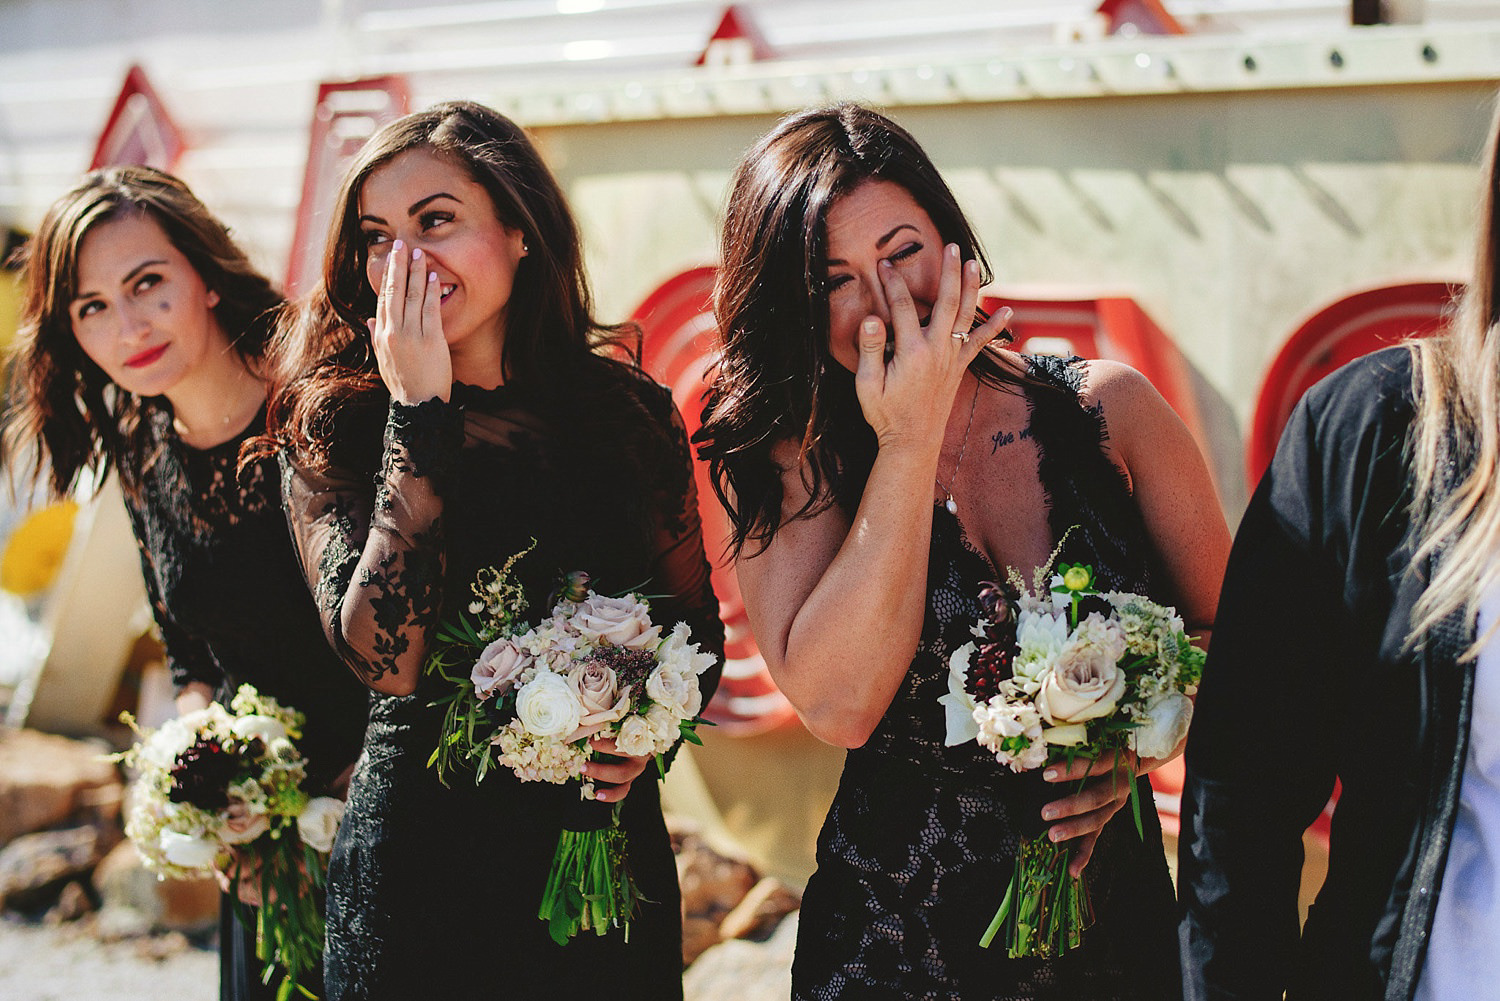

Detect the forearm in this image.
[770,442,940,747]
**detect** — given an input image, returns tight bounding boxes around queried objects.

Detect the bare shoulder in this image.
[1077,358,1165,416]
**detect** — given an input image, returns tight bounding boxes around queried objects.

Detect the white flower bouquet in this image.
[940,551,1203,958]
[115,685,344,999]
[425,544,716,945]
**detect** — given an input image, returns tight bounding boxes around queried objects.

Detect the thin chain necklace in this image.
[936,376,979,516]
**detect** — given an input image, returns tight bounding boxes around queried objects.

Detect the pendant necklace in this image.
[936,376,979,516]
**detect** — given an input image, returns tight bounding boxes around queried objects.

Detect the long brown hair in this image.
[256,100,632,471]
[1407,96,1500,657]
[694,103,1029,557]
[4,166,281,496]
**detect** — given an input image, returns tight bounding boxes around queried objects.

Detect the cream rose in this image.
[472,638,533,700]
[1129,692,1193,760]
[1035,628,1127,725]
[614,714,657,757]
[645,665,701,720]
[231,714,288,745]
[572,595,660,649]
[297,797,345,854]
[159,830,221,870]
[219,801,270,845]
[566,660,629,742]
[515,672,583,739]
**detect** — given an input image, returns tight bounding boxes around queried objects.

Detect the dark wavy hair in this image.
[254,100,636,472]
[694,103,1031,557]
[3,165,282,496]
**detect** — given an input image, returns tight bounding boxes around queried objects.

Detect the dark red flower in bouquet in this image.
[970,581,1021,702]
[588,645,658,695]
[167,736,243,810]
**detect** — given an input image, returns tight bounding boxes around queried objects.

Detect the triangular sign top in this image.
[90,65,186,171]
[696,4,774,65]
[1097,0,1187,35]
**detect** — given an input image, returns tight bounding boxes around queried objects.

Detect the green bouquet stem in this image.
[979,834,1094,958]
[232,833,328,1001]
[538,800,642,946]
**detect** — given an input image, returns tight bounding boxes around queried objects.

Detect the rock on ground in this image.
[0,915,217,1001]
[685,909,797,1001]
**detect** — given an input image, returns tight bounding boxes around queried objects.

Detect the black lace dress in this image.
[120,402,371,1001]
[791,356,1182,1001]
[279,361,724,1001]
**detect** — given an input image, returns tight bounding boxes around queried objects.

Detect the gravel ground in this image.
[0,917,217,1001]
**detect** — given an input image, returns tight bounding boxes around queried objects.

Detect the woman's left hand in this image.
[1041,753,1143,878]
[583,736,652,803]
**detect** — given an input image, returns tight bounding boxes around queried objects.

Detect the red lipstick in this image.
[124,344,168,368]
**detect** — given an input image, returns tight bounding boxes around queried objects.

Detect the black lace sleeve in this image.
[120,490,220,691]
[279,397,463,690]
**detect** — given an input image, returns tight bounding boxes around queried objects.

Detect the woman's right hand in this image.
[369,240,452,404]
[853,244,1010,452]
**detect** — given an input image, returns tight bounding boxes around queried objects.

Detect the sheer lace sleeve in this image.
[646,395,725,710]
[279,398,463,693]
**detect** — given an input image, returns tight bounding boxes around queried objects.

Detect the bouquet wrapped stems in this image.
[235,838,330,1000]
[538,797,642,946]
[981,836,1092,957]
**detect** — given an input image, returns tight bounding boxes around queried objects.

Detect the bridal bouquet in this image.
[939,552,1203,958]
[116,685,344,1000]
[425,544,716,945]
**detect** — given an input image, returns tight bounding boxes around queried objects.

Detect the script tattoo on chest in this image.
[989,427,1034,454]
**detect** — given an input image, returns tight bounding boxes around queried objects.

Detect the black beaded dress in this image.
[791,356,1182,1001]
[279,359,724,1001]
[120,402,371,1001]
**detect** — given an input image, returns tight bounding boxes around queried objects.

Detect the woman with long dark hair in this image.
[254,101,723,999]
[1179,97,1500,1000]
[694,104,1229,998]
[3,165,368,1000]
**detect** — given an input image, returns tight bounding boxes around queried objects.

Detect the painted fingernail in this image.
[880,259,892,270]
[1044,769,1058,781]
[393,239,403,251]
[1049,828,1063,842]
[862,319,881,336]
[1043,807,1057,820]
[948,243,959,257]
[428,271,437,283]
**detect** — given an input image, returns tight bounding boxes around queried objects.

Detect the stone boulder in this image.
[684,908,797,1001]
[92,840,219,938]
[672,820,759,966]
[0,729,123,847]
[0,824,113,913]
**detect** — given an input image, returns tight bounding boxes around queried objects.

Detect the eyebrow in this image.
[358,192,461,226]
[826,224,920,267]
[72,258,169,303]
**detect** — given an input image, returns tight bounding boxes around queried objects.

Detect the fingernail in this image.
[1049,828,1063,842]
[999,306,1014,322]
[428,271,437,283]
[948,244,959,257]
[1043,807,1057,820]
[862,319,880,336]
[1043,769,1058,781]
[412,247,422,261]
[393,239,403,251]
[880,259,892,270]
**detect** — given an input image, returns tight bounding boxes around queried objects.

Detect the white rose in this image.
[644,703,680,753]
[571,594,660,649]
[515,672,583,740]
[1035,632,1127,724]
[566,660,630,742]
[297,797,345,854]
[159,830,221,870]
[939,645,980,746]
[615,714,657,758]
[472,638,534,700]
[231,714,288,745]
[218,801,269,845]
[645,665,701,721]
[1129,692,1193,761]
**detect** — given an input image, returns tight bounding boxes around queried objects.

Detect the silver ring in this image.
[951,329,971,342]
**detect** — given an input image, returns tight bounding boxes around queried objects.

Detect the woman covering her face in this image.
[3,166,369,1001]
[694,103,1230,999]
[253,101,723,1000]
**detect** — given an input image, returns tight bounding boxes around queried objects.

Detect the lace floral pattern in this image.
[278,362,724,1000]
[791,356,1180,1001]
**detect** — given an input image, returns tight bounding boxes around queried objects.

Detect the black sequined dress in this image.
[279,361,724,1001]
[791,356,1182,1001]
[121,403,371,1001]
